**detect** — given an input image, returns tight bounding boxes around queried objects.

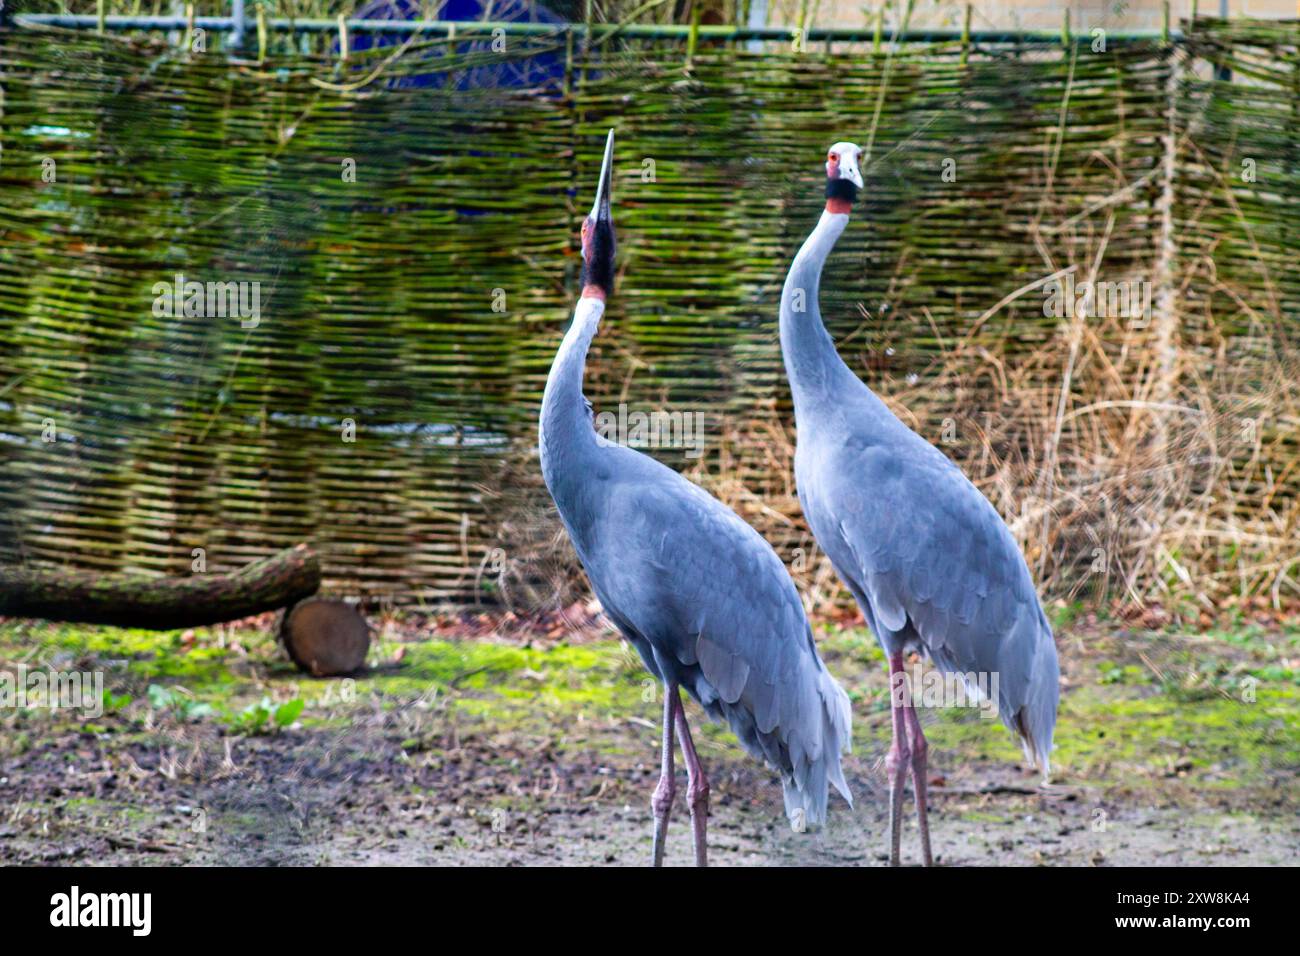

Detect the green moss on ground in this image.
[1,619,1295,799]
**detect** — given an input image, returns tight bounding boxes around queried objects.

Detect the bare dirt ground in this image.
[1,614,1296,867]
[3,720,1294,867]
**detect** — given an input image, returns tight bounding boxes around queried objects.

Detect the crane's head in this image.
[825,141,864,213]
[580,129,617,301]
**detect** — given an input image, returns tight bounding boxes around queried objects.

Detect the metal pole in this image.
[745,0,767,54]
[1216,0,1231,82]
[960,2,971,68]
[229,0,246,50]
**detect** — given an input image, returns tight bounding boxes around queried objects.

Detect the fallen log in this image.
[0,544,320,630]
[280,597,370,676]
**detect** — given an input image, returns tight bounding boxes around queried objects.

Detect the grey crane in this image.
[540,131,853,866]
[779,142,1060,866]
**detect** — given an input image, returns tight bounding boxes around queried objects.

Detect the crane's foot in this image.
[674,696,710,868]
[650,772,675,867]
[687,784,709,868]
[651,681,678,867]
[904,705,934,867]
[885,737,910,866]
[913,781,933,866]
[885,651,911,866]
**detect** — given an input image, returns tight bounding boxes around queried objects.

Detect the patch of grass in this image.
[2,620,1296,805]
[0,622,650,745]
[1047,600,1087,632]
[1098,662,1150,685]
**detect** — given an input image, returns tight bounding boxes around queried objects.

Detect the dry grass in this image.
[683,204,1300,623]
[475,29,1298,627]
[481,214,1300,627]
[475,446,592,617]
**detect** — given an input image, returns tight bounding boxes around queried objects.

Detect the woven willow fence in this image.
[0,20,1297,613]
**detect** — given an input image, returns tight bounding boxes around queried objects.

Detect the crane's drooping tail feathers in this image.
[1012,619,1060,782]
[700,656,853,831]
[778,666,854,831]
[927,613,1059,782]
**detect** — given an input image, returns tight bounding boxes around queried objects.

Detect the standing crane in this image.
[540,131,853,866]
[778,142,1060,866]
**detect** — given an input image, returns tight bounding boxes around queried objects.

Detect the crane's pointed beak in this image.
[589,128,615,225]
[580,129,617,300]
[839,150,864,190]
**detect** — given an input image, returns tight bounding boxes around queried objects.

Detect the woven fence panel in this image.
[0,21,1296,607]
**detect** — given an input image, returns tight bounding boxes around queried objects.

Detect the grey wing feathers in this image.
[595,468,852,827]
[831,443,1059,777]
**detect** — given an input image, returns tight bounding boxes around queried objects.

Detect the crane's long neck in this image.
[539,296,605,497]
[779,209,858,415]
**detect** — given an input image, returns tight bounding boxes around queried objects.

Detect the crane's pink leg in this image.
[673,695,710,867]
[650,681,677,867]
[885,652,911,866]
[903,701,934,866]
